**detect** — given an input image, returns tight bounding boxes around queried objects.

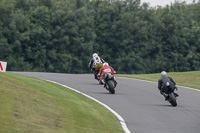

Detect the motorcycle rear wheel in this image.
[107,80,115,94]
[169,93,177,106]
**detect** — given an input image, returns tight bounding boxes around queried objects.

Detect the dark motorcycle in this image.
[104,73,117,94]
[163,82,178,106]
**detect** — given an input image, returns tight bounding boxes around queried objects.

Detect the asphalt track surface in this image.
[13,72,200,133]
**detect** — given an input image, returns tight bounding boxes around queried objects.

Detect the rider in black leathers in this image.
[158,71,179,100]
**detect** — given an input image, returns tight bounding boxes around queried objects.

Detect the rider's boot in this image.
[113,77,117,84]
[100,78,106,87]
[113,77,117,87]
[103,80,106,88]
[99,80,103,85]
[161,92,169,101]
[174,92,179,97]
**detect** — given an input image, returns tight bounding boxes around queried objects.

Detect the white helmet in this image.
[161,71,167,76]
[103,62,109,66]
[93,53,98,58]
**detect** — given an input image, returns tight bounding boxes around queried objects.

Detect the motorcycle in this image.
[92,63,103,82]
[104,73,117,94]
[163,82,178,107]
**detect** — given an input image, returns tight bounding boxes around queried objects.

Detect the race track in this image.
[12,72,200,133]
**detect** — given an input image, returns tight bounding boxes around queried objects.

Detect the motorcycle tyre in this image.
[169,92,177,107]
[107,80,115,94]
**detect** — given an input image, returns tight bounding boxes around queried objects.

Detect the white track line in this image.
[43,79,131,133]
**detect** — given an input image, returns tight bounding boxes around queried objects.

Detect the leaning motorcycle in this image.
[93,63,103,81]
[163,82,178,107]
[104,73,117,94]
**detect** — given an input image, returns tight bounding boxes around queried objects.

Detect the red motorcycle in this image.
[104,73,117,94]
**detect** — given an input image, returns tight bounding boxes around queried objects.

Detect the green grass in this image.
[2,71,199,133]
[117,71,200,90]
[0,72,123,133]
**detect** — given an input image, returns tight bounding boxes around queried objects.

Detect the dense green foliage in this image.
[0,0,200,74]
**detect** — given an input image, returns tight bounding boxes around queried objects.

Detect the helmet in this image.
[161,71,167,76]
[93,53,98,58]
[103,62,109,66]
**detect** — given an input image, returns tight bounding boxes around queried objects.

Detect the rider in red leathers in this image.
[97,62,117,86]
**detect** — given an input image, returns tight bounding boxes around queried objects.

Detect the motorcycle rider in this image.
[158,71,179,100]
[88,53,105,80]
[97,62,117,87]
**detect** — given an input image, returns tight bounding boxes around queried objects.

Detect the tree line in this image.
[0,0,200,74]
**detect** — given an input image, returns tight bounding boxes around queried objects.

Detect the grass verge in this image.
[0,72,123,133]
[117,71,200,90]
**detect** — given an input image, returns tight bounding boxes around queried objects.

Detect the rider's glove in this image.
[114,71,116,74]
[97,74,100,77]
